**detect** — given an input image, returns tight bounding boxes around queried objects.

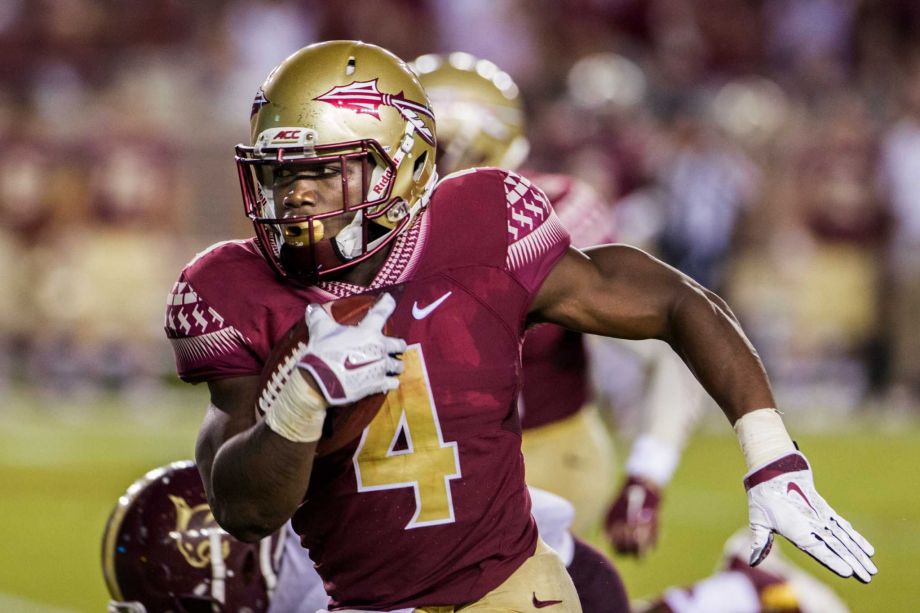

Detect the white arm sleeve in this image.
[625,339,706,487]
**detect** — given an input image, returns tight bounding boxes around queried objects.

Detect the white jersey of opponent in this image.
[268,523,328,613]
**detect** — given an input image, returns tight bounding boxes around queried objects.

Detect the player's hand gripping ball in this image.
[257,292,406,456]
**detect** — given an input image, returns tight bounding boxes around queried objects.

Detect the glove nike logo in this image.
[532,593,563,608]
[412,291,452,320]
[787,482,819,515]
[343,356,380,370]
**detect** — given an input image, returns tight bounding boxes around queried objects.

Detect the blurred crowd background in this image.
[2,0,919,416]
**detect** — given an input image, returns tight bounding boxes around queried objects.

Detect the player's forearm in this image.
[664,282,775,424]
[536,246,774,422]
[209,422,316,542]
[199,377,317,541]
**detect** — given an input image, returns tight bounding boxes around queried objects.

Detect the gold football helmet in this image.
[237,41,438,282]
[411,52,528,175]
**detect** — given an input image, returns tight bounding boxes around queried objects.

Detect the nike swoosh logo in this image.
[787,482,818,515]
[343,355,380,370]
[412,291,452,320]
[532,593,563,608]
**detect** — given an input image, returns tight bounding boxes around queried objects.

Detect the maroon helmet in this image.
[101,461,284,613]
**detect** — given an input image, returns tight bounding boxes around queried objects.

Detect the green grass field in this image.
[0,388,917,612]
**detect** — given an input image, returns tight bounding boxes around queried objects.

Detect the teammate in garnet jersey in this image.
[166,41,874,612]
[411,52,854,613]
[412,51,630,612]
[410,51,705,550]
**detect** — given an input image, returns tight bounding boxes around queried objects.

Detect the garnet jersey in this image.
[519,173,616,430]
[165,168,570,610]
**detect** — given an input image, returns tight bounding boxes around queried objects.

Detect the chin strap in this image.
[337,114,437,261]
[335,210,368,260]
[334,168,439,261]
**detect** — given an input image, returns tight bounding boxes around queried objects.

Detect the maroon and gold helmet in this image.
[236,40,438,283]
[101,461,284,613]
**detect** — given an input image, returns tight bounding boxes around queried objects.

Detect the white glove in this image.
[298,293,407,406]
[745,451,877,583]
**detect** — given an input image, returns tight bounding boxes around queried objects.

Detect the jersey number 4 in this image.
[353,344,462,529]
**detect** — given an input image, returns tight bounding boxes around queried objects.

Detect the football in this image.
[257,293,390,457]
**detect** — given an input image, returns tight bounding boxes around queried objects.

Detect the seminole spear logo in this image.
[314,79,435,145]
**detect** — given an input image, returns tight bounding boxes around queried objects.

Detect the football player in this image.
[637,530,851,613]
[100,460,330,613]
[410,51,704,558]
[101,461,596,613]
[410,51,640,611]
[166,41,875,612]
[411,53,852,613]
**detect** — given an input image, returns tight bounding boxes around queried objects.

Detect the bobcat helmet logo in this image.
[168,494,230,568]
[314,79,435,145]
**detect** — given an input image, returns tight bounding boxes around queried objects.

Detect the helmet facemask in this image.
[237,127,431,284]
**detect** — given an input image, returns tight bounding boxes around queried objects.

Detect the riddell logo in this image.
[273,129,302,141]
[372,169,393,194]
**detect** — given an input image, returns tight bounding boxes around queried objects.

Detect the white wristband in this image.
[625,434,680,487]
[733,408,796,470]
[259,347,329,443]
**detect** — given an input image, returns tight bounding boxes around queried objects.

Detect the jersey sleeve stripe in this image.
[506,211,568,271]
[169,326,251,366]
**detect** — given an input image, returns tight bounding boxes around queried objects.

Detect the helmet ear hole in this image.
[412,150,429,181]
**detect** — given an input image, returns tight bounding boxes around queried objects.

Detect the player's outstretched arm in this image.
[531,245,876,582]
[531,245,773,421]
[198,294,405,543]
